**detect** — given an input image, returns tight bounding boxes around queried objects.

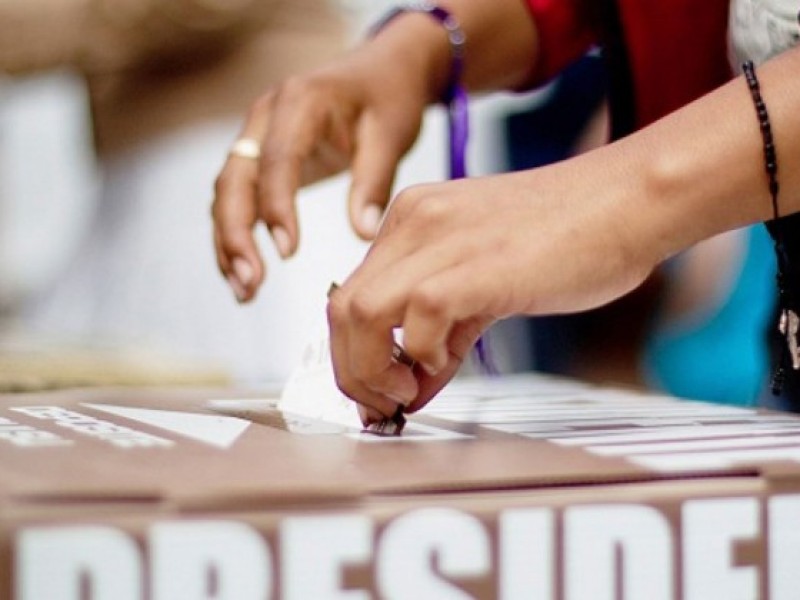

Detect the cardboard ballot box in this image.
[3,374,800,599]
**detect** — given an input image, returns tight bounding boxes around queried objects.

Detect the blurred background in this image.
[0,0,776,407]
[0,0,543,392]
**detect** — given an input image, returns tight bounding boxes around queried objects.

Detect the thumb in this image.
[348,117,404,240]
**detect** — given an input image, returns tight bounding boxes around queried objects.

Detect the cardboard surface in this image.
[4,373,800,598]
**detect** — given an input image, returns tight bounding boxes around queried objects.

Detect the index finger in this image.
[327,283,409,420]
[254,84,342,260]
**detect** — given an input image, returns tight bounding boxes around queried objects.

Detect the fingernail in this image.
[363,410,405,437]
[359,405,384,427]
[421,362,440,377]
[359,204,382,237]
[387,393,413,407]
[271,225,292,258]
[232,257,254,286]
[227,274,247,302]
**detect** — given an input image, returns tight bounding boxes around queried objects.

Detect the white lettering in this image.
[564,504,673,600]
[0,423,71,447]
[150,521,270,600]
[281,514,371,600]
[12,496,781,600]
[377,507,490,600]
[498,508,554,600]
[11,406,172,448]
[683,497,759,600]
[769,495,800,600]
[16,526,141,600]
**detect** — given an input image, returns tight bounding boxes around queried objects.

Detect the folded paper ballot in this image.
[277,335,362,429]
[270,335,465,440]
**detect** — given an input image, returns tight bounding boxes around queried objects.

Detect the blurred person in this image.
[212,0,800,425]
[0,71,97,316]
[0,0,378,384]
[641,226,776,406]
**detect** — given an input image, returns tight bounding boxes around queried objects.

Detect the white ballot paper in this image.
[265,336,467,441]
[277,336,363,430]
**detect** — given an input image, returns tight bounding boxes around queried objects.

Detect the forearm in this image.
[597,46,800,264]
[352,0,538,105]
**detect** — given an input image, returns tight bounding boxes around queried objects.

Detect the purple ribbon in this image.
[447,84,469,180]
[445,84,496,375]
[374,3,496,375]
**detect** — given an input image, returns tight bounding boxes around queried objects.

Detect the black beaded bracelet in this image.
[742,60,800,393]
[742,60,780,221]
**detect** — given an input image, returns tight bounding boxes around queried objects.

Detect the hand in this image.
[327,153,661,423]
[211,51,429,302]
[210,0,542,302]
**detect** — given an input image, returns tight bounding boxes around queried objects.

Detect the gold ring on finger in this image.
[229,138,261,160]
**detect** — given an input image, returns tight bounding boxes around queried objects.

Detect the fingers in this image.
[212,64,421,305]
[400,261,496,375]
[213,78,359,301]
[408,316,490,413]
[348,113,406,240]
[213,226,263,303]
[212,161,262,304]
[357,404,391,429]
[327,287,418,422]
[328,239,499,418]
[212,93,274,302]
[254,85,321,260]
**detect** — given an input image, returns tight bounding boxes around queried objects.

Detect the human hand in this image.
[326,154,661,424]
[211,50,430,302]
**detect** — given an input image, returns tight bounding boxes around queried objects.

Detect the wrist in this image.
[361,9,455,105]
[632,132,764,262]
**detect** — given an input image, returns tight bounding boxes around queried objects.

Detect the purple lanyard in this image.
[445,79,497,375]
[373,4,469,179]
[445,85,495,373]
[421,6,497,374]
[448,85,469,180]
[375,4,495,374]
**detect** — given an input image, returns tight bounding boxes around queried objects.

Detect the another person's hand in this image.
[211,0,540,303]
[327,151,662,424]
[212,49,429,302]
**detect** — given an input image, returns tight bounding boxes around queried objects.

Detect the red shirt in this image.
[525,0,732,129]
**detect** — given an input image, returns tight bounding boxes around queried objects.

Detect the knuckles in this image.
[327,281,386,330]
[247,90,276,121]
[259,141,304,170]
[276,76,315,103]
[216,227,252,255]
[402,287,449,364]
[255,193,293,226]
[407,283,448,322]
[212,171,235,201]
[347,290,386,328]
[392,184,450,225]
[391,185,425,215]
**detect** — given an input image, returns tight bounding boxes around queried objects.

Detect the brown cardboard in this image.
[3,373,800,598]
